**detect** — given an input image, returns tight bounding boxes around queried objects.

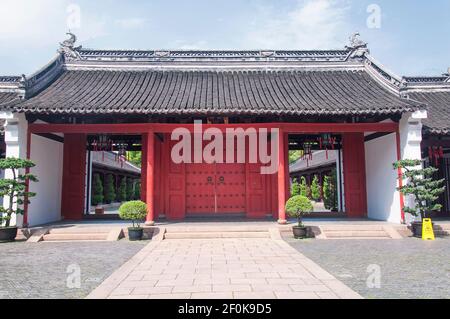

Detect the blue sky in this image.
[0,0,449,76]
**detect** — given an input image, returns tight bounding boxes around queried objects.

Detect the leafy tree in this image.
[323,169,338,210]
[0,158,38,227]
[126,178,134,201]
[310,175,321,201]
[104,174,116,204]
[393,159,445,219]
[91,173,104,205]
[126,151,142,168]
[134,182,141,200]
[299,176,311,199]
[118,200,148,229]
[118,177,128,202]
[285,195,313,227]
[289,150,302,164]
[291,178,301,197]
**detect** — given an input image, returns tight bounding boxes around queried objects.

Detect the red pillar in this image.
[284,132,290,200]
[277,129,287,224]
[145,131,155,225]
[396,130,405,223]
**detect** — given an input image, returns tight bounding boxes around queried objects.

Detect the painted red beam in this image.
[28,122,399,134]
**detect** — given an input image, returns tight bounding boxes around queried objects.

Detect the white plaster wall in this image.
[1,113,28,226]
[365,133,401,223]
[28,134,64,226]
[400,112,425,223]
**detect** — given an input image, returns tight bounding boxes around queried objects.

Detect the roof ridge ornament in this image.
[18,74,27,89]
[58,32,82,61]
[346,32,369,58]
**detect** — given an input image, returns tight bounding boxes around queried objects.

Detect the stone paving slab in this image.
[286,237,450,299]
[87,237,362,299]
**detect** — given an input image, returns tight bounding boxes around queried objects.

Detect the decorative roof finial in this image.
[346,32,369,58]
[347,32,367,49]
[18,74,27,89]
[58,32,82,61]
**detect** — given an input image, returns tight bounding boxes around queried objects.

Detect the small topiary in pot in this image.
[118,200,148,241]
[285,195,313,239]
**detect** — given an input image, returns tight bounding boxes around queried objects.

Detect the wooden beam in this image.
[28,122,399,134]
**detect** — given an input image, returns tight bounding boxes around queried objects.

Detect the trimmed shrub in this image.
[323,169,338,211]
[126,178,134,201]
[310,175,321,201]
[299,176,310,199]
[285,195,313,227]
[118,177,127,202]
[134,182,141,200]
[118,200,148,228]
[291,178,301,197]
[104,174,116,204]
[91,173,104,205]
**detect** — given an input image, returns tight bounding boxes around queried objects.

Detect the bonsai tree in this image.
[118,200,148,229]
[134,182,141,200]
[393,159,445,220]
[310,175,321,201]
[91,173,104,205]
[291,178,301,196]
[104,174,116,204]
[0,158,38,228]
[299,176,311,199]
[126,178,134,201]
[285,195,313,227]
[118,177,127,202]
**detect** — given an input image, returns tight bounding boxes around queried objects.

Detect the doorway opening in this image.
[86,134,142,217]
[288,133,344,215]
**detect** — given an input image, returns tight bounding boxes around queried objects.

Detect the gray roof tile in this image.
[4,69,421,115]
[409,91,450,135]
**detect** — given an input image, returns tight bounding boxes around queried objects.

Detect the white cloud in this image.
[114,17,147,30]
[242,0,351,49]
[0,0,108,50]
[169,40,209,50]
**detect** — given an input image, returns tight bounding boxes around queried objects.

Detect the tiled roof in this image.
[5,69,421,116]
[408,91,450,135]
[0,92,19,105]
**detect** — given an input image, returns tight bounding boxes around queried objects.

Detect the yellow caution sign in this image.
[422,218,435,241]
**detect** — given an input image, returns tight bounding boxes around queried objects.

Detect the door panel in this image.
[215,163,246,213]
[343,133,367,217]
[61,134,86,220]
[185,163,216,214]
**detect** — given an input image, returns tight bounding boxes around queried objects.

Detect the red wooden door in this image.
[165,135,186,220]
[342,133,367,217]
[61,134,86,220]
[215,163,246,213]
[185,163,216,214]
[185,162,246,214]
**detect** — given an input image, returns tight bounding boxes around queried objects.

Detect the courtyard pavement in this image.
[0,241,146,299]
[286,237,450,299]
[87,237,361,299]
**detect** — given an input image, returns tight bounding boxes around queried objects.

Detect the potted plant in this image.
[118,200,148,240]
[0,158,38,242]
[393,159,445,237]
[285,195,313,238]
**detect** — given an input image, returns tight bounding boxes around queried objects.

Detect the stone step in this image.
[320,225,386,231]
[48,227,113,234]
[164,226,270,233]
[42,233,108,241]
[324,230,390,238]
[433,224,450,231]
[164,231,270,239]
[434,230,450,236]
